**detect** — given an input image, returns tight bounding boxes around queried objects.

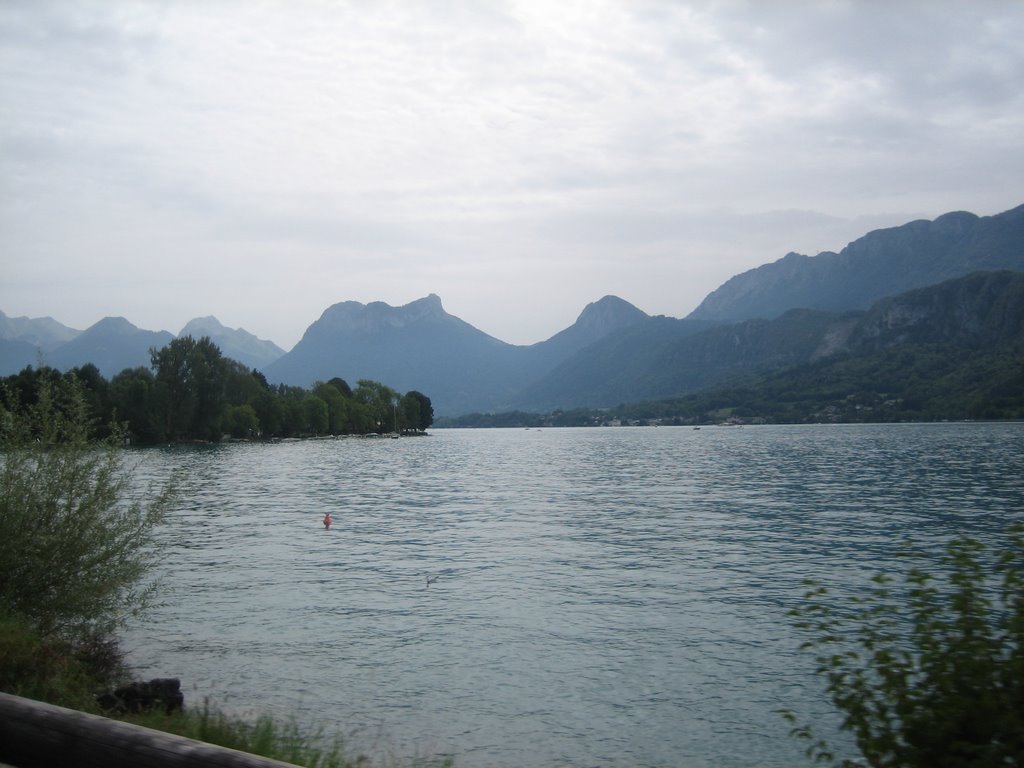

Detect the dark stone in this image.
[97,677,183,714]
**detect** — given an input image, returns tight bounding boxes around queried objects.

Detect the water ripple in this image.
[124,424,1024,767]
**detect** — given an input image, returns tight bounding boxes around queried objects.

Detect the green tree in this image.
[109,367,163,443]
[0,375,173,644]
[67,363,110,434]
[784,528,1024,767]
[150,336,229,441]
[280,396,307,437]
[150,337,193,440]
[303,395,329,435]
[345,400,376,434]
[224,403,260,439]
[223,359,263,407]
[327,376,353,399]
[250,390,285,437]
[187,337,229,440]
[4,365,62,412]
[399,392,419,433]
[313,381,350,435]
[251,368,271,391]
[401,390,433,432]
[353,379,397,433]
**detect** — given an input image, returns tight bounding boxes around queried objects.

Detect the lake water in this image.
[123,424,1024,767]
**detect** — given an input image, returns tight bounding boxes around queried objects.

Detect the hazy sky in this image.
[2,1,1022,350]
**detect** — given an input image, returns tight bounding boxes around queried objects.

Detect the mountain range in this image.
[262,293,654,414]
[0,313,285,377]
[3,202,1022,416]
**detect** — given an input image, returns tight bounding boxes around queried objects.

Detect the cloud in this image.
[1,1,1021,348]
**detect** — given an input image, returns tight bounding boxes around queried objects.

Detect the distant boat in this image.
[390,402,400,438]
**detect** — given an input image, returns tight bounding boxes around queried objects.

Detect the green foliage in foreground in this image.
[0,375,450,767]
[0,615,111,711]
[0,374,173,643]
[1,374,173,706]
[784,527,1024,767]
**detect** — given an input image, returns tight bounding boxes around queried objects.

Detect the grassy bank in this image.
[120,702,360,768]
[0,615,450,768]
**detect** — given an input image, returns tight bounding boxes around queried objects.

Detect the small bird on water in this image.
[425,574,440,587]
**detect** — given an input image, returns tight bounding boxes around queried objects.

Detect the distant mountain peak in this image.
[527,295,650,370]
[265,293,514,413]
[414,293,443,308]
[179,315,285,369]
[45,318,173,378]
[380,293,446,320]
[0,310,80,351]
[574,295,649,334]
[90,316,141,335]
[316,295,451,336]
[180,316,226,335]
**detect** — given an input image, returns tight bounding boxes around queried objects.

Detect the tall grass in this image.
[121,700,456,768]
[122,701,363,768]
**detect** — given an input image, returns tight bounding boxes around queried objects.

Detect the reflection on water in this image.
[124,424,1024,767]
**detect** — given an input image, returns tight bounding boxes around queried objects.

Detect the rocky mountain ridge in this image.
[178,316,285,370]
[688,204,1024,324]
[3,202,1021,415]
[0,310,80,351]
[263,293,650,414]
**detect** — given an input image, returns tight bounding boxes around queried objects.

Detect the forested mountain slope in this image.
[514,271,1024,412]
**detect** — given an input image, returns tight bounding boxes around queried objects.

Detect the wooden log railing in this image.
[0,692,301,768]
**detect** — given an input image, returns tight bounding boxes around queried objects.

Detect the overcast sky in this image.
[2,1,1022,350]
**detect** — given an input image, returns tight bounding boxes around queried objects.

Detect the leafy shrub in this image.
[0,375,172,641]
[785,526,1024,767]
[0,614,100,709]
[0,374,173,701]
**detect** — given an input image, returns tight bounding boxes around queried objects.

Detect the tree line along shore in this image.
[1,335,433,445]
